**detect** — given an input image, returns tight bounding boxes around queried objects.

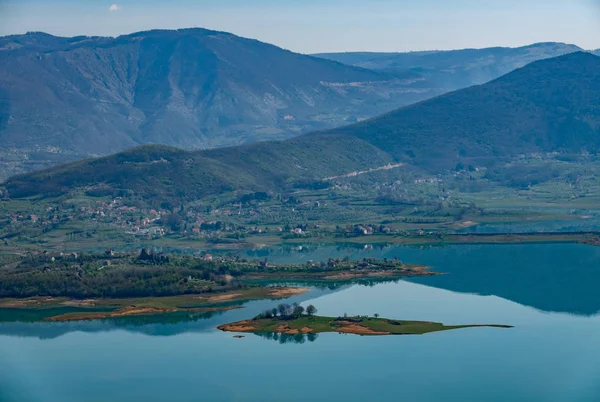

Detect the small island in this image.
[218,304,512,336]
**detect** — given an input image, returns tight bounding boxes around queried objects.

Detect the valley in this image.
[2,34,600,257]
[2,148,600,253]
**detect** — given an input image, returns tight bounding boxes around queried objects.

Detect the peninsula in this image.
[0,250,431,322]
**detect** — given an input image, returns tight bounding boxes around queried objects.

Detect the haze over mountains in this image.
[5,52,600,204]
[315,42,582,90]
[0,28,587,180]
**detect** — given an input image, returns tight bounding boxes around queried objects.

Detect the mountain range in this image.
[0,29,586,180]
[4,51,600,203]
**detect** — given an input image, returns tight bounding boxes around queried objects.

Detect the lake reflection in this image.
[0,287,335,339]
[3,243,600,402]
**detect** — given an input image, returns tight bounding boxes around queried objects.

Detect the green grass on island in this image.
[218,305,512,336]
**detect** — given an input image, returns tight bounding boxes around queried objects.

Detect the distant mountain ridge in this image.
[315,42,583,89]
[4,52,600,203]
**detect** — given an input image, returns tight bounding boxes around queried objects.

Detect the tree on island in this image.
[374,313,379,318]
[292,303,305,318]
[306,305,317,316]
[277,303,292,317]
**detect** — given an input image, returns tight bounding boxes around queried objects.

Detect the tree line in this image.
[255,303,318,320]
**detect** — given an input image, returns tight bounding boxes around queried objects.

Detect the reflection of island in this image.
[219,304,511,337]
[255,332,319,344]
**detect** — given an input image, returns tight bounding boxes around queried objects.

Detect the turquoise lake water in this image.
[2,243,600,401]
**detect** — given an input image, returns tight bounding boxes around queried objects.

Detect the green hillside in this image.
[2,136,392,203]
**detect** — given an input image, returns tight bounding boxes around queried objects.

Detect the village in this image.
[1,190,411,251]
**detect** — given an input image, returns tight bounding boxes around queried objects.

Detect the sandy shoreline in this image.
[44,305,242,322]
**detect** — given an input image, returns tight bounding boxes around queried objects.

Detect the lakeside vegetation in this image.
[219,304,512,336]
[0,249,429,300]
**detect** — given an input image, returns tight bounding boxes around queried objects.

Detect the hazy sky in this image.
[1,0,600,53]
